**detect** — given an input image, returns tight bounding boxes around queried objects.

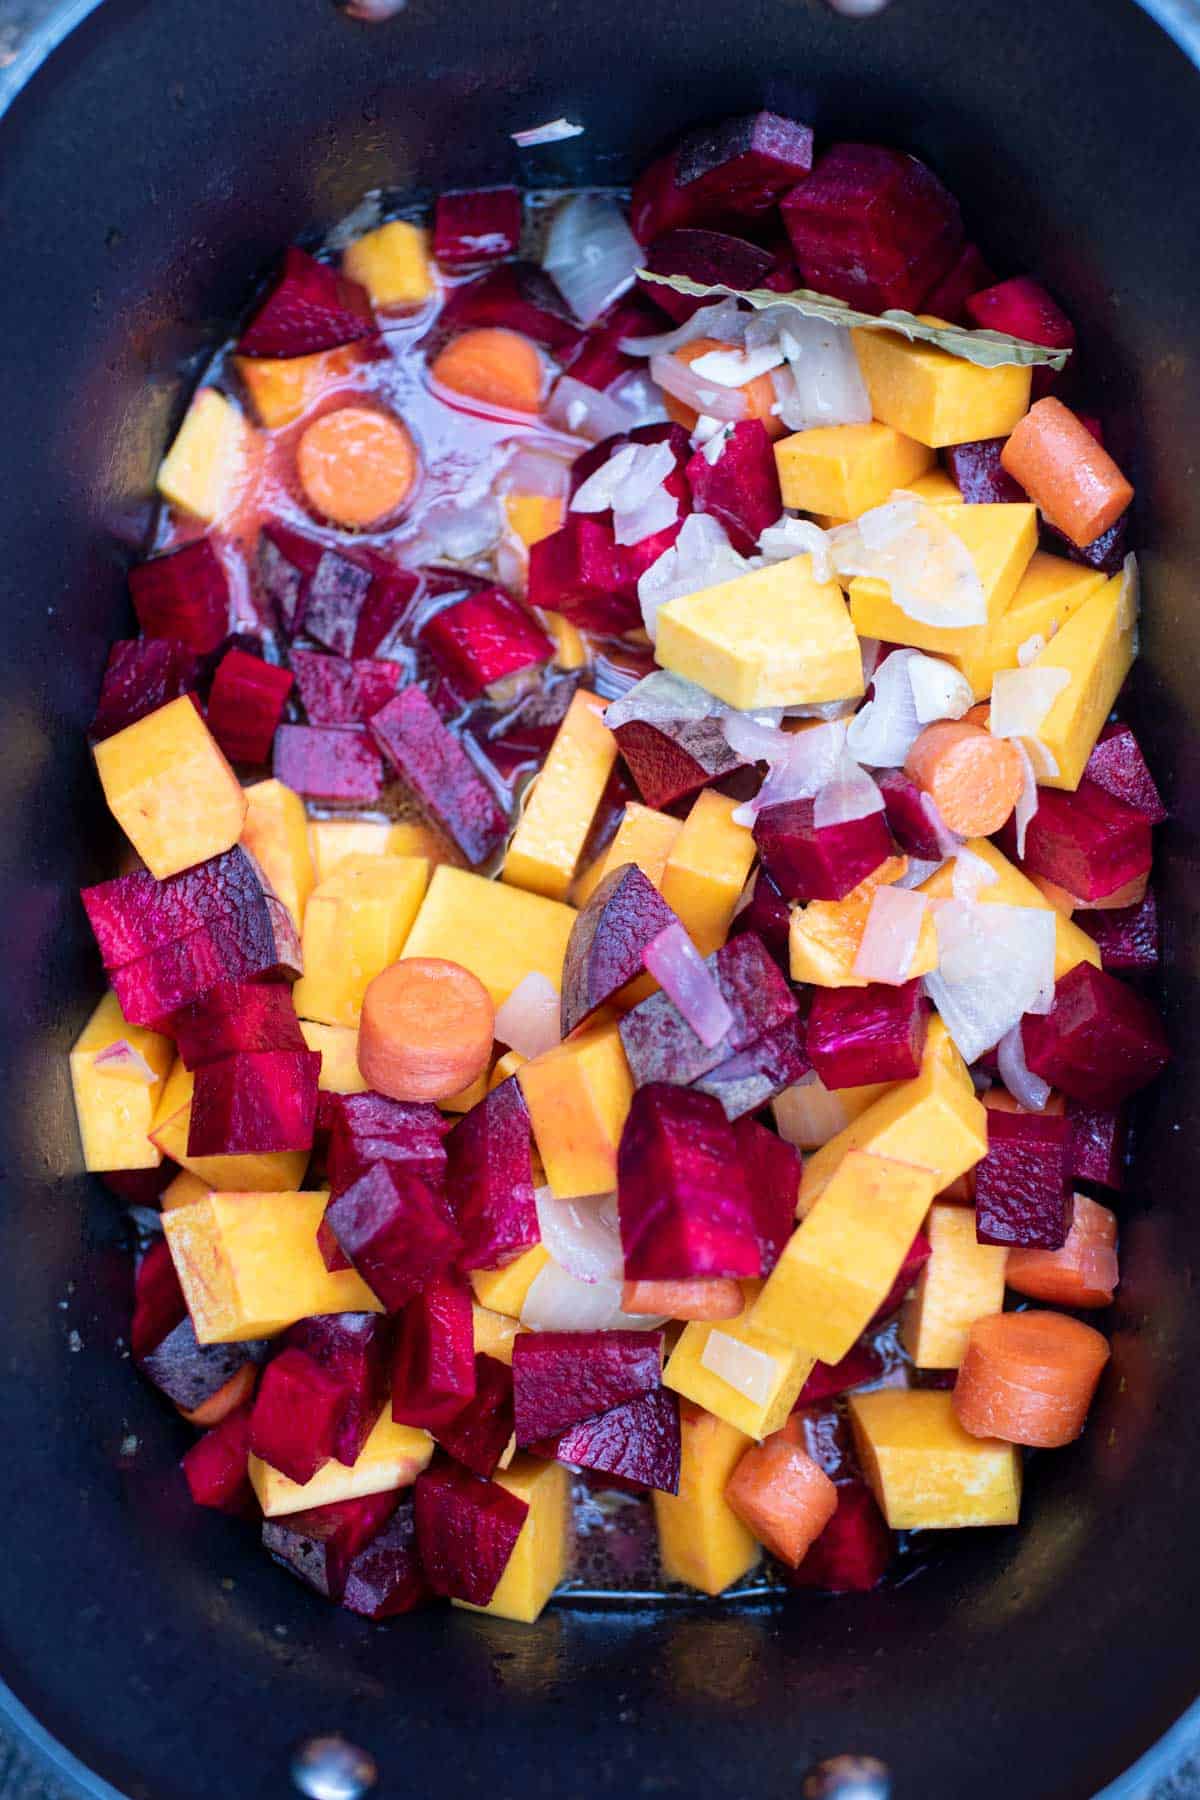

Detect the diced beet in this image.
[675,112,814,216]
[754,797,894,903]
[686,419,782,555]
[1076,888,1159,971]
[318,1217,352,1273]
[512,1329,663,1446]
[694,1013,812,1121]
[187,1049,320,1156]
[1022,962,1170,1108]
[973,1110,1074,1249]
[273,723,385,803]
[732,1115,800,1273]
[617,1083,760,1281]
[111,897,301,1027]
[561,863,679,1036]
[238,246,376,358]
[567,296,665,392]
[998,780,1152,904]
[870,1228,932,1323]
[631,149,696,245]
[876,769,944,861]
[526,515,641,636]
[1084,723,1166,823]
[921,242,995,325]
[781,143,963,316]
[264,1491,399,1600]
[129,539,231,655]
[90,638,200,742]
[131,1237,186,1361]
[944,437,1027,505]
[303,551,374,659]
[568,422,692,507]
[729,866,791,966]
[534,1387,681,1495]
[639,229,775,324]
[786,1480,894,1593]
[170,980,306,1069]
[807,981,928,1090]
[102,1164,176,1208]
[370,686,508,866]
[965,276,1075,399]
[250,1347,347,1485]
[620,930,798,1089]
[326,1163,460,1311]
[793,1400,858,1483]
[256,522,324,635]
[413,1459,528,1607]
[1066,1098,1127,1190]
[391,1274,476,1431]
[142,1316,266,1413]
[341,1498,432,1618]
[432,261,584,357]
[326,1093,448,1196]
[351,562,421,660]
[1043,512,1130,575]
[205,649,294,765]
[183,1403,257,1517]
[290,647,402,725]
[433,187,522,268]
[612,717,743,810]
[83,846,273,968]
[434,1355,514,1478]
[421,587,553,700]
[444,1078,537,1273]
[796,1342,886,1405]
[285,1313,392,1467]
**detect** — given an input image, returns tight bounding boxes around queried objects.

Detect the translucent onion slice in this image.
[769,313,873,432]
[989,666,1071,780]
[688,343,786,387]
[1009,738,1041,862]
[700,1328,777,1405]
[732,718,849,825]
[853,885,929,985]
[951,846,1002,901]
[637,513,750,639]
[642,922,734,1047]
[812,752,885,829]
[649,351,750,424]
[907,654,975,725]
[499,442,574,499]
[895,856,945,889]
[618,300,746,359]
[997,1021,1052,1113]
[93,1040,159,1083]
[830,495,987,629]
[520,1259,665,1332]
[773,1070,851,1151]
[494,972,561,1060]
[546,374,639,442]
[846,648,923,767]
[534,1186,622,1284]
[614,480,679,546]
[758,514,834,582]
[924,899,1057,1065]
[721,710,793,764]
[543,195,642,326]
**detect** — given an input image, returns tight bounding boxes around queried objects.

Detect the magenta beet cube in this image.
[273,722,385,803]
[391,1274,476,1431]
[781,143,963,315]
[997,779,1151,903]
[303,551,373,659]
[341,1498,432,1618]
[413,1459,528,1607]
[290,647,402,725]
[675,111,814,215]
[370,686,508,866]
[237,246,376,358]
[256,521,325,635]
[434,1354,515,1479]
[318,1217,353,1273]
[526,515,640,636]
[512,1329,663,1446]
[729,866,791,966]
[142,1316,265,1412]
[433,187,522,268]
[944,437,1027,505]
[796,1342,886,1406]
[732,1116,800,1274]
[686,420,783,555]
[129,538,231,655]
[631,149,697,245]
[1084,723,1166,824]
[807,980,928,1090]
[561,862,680,1036]
[694,1013,811,1121]
[1066,1098,1127,1190]
[183,1404,257,1517]
[170,980,306,1069]
[111,897,301,1027]
[567,297,665,391]
[286,1313,392,1467]
[421,587,553,700]
[433,261,584,357]
[639,229,775,323]
[250,1346,347,1485]
[612,718,742,810]
[187,1048,320,1157]
[1022,962,1170,1108]
[754,796,894,903]
[131,1237,186,1361]
[82,845,274,968]
[90,637,200,742]
[973,1110,1074,1249]
[620,931,798,1089]
[1076,889,1159,971]
[102,1164,176,1208]
[206,648,294,764]
[921,242,994,325]
[618,1083,760,1281]
[965,276,1074,398]
[444,1078,537,1272]
[325,1163,460,1311]
[1043,512,1130,575]
[326,1093,448,1196]
[876,769,944,861]
[264,1491,399,1600]
[871,1228,932,1323]
[534,1387,681,1495]
[787,1480,894,1593]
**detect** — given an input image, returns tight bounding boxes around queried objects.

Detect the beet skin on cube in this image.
[973,1110,1074,1250]
[617,1083,761,1281]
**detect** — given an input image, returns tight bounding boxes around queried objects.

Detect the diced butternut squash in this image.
[517,1021,634,1199]
[544,611,588,670]
[69,990,174,1172]
[664,1281,816,1440]
[503,689,617,900]
[472,1302,523,1365]
[789,856,938,987]
[94,696,247,880]
[250,1406,433,1517]
[489,1048,527,1091]
[343,220,434,309]
[901,1203,1008,1369]
[848,503,1038,660]
[241,778,315,930]
[657,555,864,710]
[161,1168,212,1211]
[653,1402,761,1595]
[403,865,576,1007]
[659,791,757,958]
[441,1067,491,1113]
[849,1388,1022,1528]
[235,347,354,430]
[505,493,565,548]
[150,1059,309,1191]
[469,1243,551,1318]
[297,1019,367,1095]
[292,854,430,1027]
[156,388,252,522]
[454,1455,570,1623]
[852,323,1033,448]
[1025,572,1137,790]
[917,839,1100,979]
[308,818,450,885]
[907,467,963,506]
[774,422,934,518]
[572,802,683,908]
[949,553,1106,699]
[163,1189,382,1343]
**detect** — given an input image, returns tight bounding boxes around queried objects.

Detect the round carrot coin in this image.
[296,404,419,528]
[905,719,1024,837]
[358,956,495,1103]
[667,336,787,440]
[953,1309,1111,1447]
[430,327,545,415]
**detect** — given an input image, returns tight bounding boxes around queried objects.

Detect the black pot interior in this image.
[0,1,1197,1795]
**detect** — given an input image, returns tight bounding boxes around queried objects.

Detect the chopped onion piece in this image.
[853,886,929,985]
[543,194,641,326]
[990,666,1071,779]
[534,1186,622,1284]
[924,900,1057,1065]
[642,922,734,1047]
[740,719,848,823]
[908,654,974,724]
[1010,738,1041,861]
[701,425,733,467]
[605,668,721,732]
[997,1021,1052,1113]
[859,637,883,686]
[951,846,1001,901]
[692,414,726,447]
[830,496,987,629]
[847,648,923,767]
[570,442,640,512]
[813,752,885,828]
[637,513,750,639]
[765,313,872,432]
[619,301,746,359]
[688,343,786,387]
[773,1071,852,1151]
[521,1260,664,1332]
[572,440,678,550]
[93,1039,159,1083]
[614,481,678,545]
[494,972,561,1060]
[546,374,639,442]
[720,711,792,766]
[700,1329,777,1406]
[921,791,965,861]
[758,514,834,582]
[649,351,750,424]
[512,118,585,147]
[499,442,574,499]
[407,494,501,562]
[1017,632,1047,667]
[895,856,945,889]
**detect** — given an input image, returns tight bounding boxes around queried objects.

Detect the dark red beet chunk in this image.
[512,1330,663,1446]
[435,1355,515,1478]
[205,648,294,764]
[325,1163,460,1311]
[619,930,797,1088]
[686,419,782,555]
[129,539,231,655]
[111,897,301,1027]
[807,981,928,1089]
[527,516,641,636]
[273,723,385,803]
[290,648,402,726]
[326,1092,448,1197]
[341,1499,432,1618]
[238,246,376,358]
[921,242,994,325]
[1066,1099,1127,1190]
[870,1228,932,1323]
[877,769,944,861]
[1043,513,1130,575]
[131,1237,186,1361]
[433,188,522,268]
[631,150,696,246]
[611,715,744,810]
[413,1459,528,1607]
[639,229,775,324]
[1084,723,1166,823]
[781,143,963,315]
[90,638,200,742]
[187,1049,320,1156]
[102,1164,176,1208]
[83,846,275,967]
[264,1491,399,1600]
[391,1274,476,1431]
[754,796,893,903]
[303,551,373,659]
[285,1313,392,1467]
[444,1078,537,1273]
[1022,962,1170,1108]
[796,1342,886,1406]
[250,1347,348,1485]
[433,262,584,357]
[534,1387,682,1495]
[170,979,306,1069]
[965,276,1075,398]
[944,438,1028,505]
[1076,889,1159,970]
[567,297,664,392]
[421,587,553,700]
[561,862,680,1036]
[183,1404,257,1517]
[618,1083,760,1281]
[694,1014,811,1121]
[732,1115,800,1273]
[997,780,1151,903]
[974,1110,1074,1249]
[371,686,508,866]
[675,111,814,215]
[787,1480,894,1593]
[142,1317,266,1412]
[729,867,791,966]
[256,521,324,635]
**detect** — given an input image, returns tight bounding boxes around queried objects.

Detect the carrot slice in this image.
[1007,1194,1118,1310]
[666,337,787,441]
[953,1309,1110,1447]
[1000,397,1134,549]
[621,1277,744,1321]
[905,719,1025,836]
[430,328,545,415]
[358,956,495,1103]
[297,405,418,528]
[179,1362,257,1428]
[725,1437,839,1567]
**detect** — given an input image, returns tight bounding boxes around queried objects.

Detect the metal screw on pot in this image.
[291,1736,379,1800]
[802,1754,892,1800]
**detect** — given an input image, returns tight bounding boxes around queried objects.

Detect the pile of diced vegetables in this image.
[70,108,1170,1625]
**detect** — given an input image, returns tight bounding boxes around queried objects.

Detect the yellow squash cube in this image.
[297,1019,367,1094]
[150,1060,309,1192]
[653,1403,760,1595]
[788,856,938,988]
[849,1389,1022,1528]
[94,696,247,880]
[774,422,934,518]
[293,854,430,1027]
[441,1067,491,1113]
[505,493,565,548]
[503,689,617,900]
[403,865,576,1007]
[572,802,682,907]
[164,1190,382,1343]
[544,611,588,671]
[234,348,350,429]
[161,1168,212,1211]
[659,791,757,958]
[901,1203,1008,1369]
[156,388,252,522]
[70,990,173,1172]
[489,1048,527,1091]
[469,1244,551,1317]
[343,220,433,309]
[917,839,1100,979]
[454,1456,571,1624]
[241,778,315,930]
[852,323,1033,448]
[518,1021,634,1199]
[1027,573,1136,789]
[657,555,864,710]
[250,1407,433,1517]
[848,502,1038,659]
[664,1281,815,1440]
[907,467,963,506]
[949,552,1106,699]
[309,817,450,884]
[472,1303,523,1365]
